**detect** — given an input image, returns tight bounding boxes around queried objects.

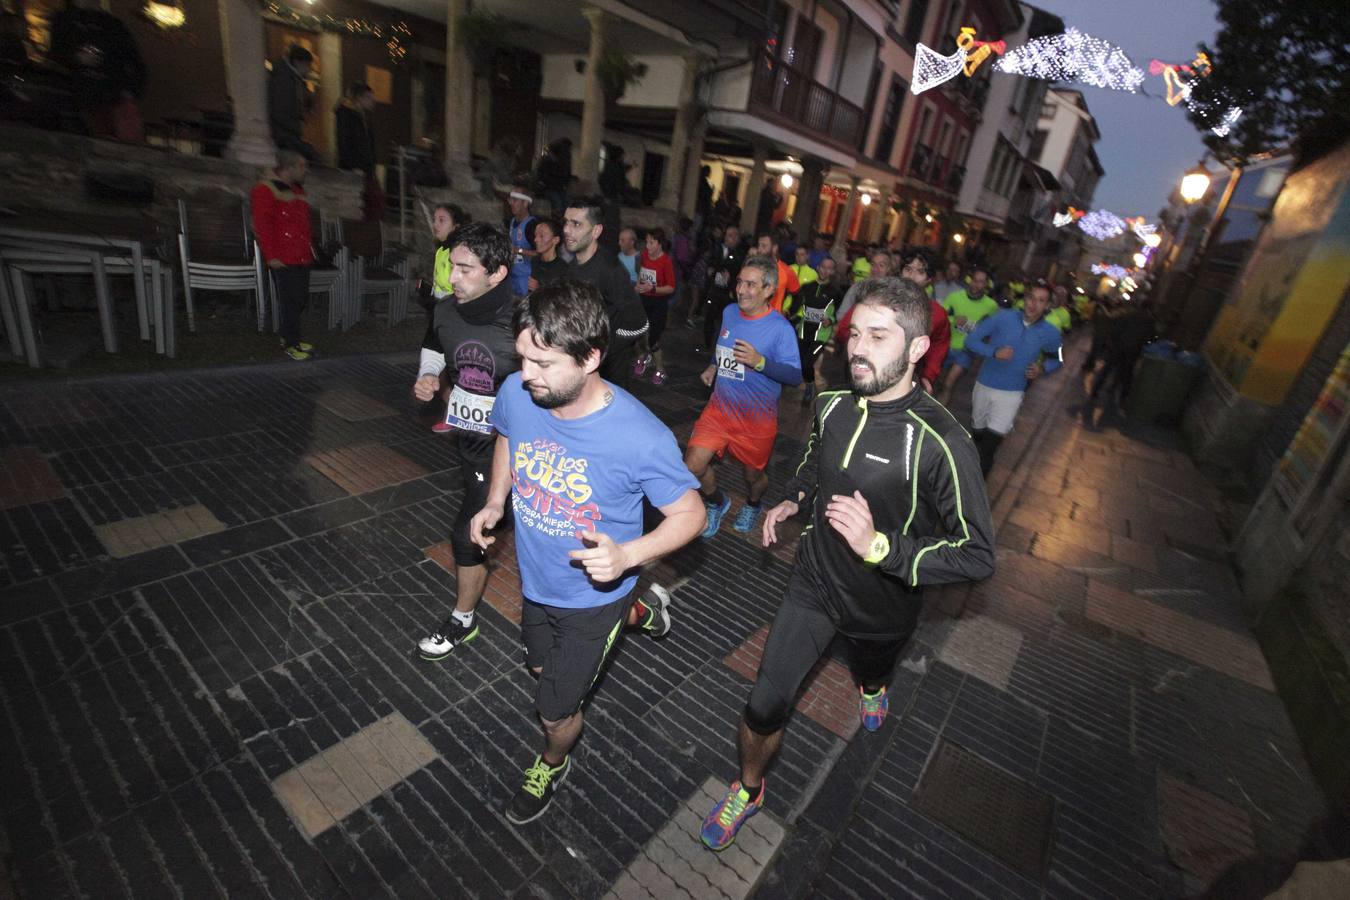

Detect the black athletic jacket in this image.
[780,384,995,638]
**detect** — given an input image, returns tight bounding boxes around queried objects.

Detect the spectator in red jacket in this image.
[899,248,950,393]
[251,150,315,360]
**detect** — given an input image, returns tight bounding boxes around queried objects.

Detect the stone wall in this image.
[0,125,364,236]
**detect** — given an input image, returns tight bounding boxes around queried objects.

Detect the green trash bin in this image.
[1126,356,1204,425]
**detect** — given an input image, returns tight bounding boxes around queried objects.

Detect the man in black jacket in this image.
[699,225,746,352]
[700,276,996,852]
[412,222,520,661]
[268,44,316,160]
[561,196,649,388]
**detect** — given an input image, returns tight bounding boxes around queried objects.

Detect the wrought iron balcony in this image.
[748,49,867,151]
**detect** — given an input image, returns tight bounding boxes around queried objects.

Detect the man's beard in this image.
[849,353,910,397]
[527,374,585,409]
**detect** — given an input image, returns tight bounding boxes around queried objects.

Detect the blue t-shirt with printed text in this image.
[710,305,802,433]
[490,373,698,609]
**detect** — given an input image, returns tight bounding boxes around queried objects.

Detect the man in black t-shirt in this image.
[561,196,648,388]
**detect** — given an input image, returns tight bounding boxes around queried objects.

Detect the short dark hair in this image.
[288,45,313,65]
[449,221,512,275]
[855,277,931,351]
[646,226,667,249]
[434,203,470,227]
[741,253,778,294]
[566,195,605,228]
[513,278,609,365]
[899,247,933,276]
[969,266,990,279]
[534,216,562,239]
[755,231,777,247]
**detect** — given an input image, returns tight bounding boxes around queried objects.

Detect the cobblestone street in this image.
[0,324,1327,899]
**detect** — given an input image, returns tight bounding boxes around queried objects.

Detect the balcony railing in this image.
[749,49,866,151]
[909,143,934,180]
[947,164,966,193]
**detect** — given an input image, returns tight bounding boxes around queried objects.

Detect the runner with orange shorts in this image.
[685,254,802,537]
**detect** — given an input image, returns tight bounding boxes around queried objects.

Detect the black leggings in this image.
[744,566,908,735]
[643,295,669,350]
[797,335,824,380]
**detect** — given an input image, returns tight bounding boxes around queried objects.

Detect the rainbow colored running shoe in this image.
[700,780,763,851]
[860,685,888,732]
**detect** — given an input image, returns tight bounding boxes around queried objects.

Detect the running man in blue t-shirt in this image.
[473,279,706,825]
[685,254,801,538]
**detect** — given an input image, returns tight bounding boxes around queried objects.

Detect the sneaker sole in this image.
[504,761,570,825]
[417,625,479,661]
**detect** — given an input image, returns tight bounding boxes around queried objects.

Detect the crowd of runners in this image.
[253,160,1132,846]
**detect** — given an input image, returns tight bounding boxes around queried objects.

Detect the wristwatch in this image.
[863,532,890,565]
[754,356,766,372]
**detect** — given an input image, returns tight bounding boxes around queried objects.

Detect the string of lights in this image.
[994,28,1145,93]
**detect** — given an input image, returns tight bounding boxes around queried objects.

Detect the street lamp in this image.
[860,193,873,207]
[1180,164,1212,204]
[1143,232,1162,248]
[1133,252,1147,267]
[780,173,794,190]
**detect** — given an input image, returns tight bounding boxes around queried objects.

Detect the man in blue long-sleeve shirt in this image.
[964,281,1062,475]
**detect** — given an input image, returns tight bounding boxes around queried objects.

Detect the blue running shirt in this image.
[490,374,698,608]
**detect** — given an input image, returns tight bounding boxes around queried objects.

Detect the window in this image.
[983,143,1004,190]
[902,0,928,44]
[873,76,907,163]
[1028,129,1048,163]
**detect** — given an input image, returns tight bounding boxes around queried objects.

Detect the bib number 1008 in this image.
[445,386,495,435]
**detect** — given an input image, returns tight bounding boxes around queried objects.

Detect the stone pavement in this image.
[0,320,1327,899]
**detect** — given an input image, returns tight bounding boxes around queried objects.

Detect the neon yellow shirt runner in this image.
[944,289,999,350]
[1046,306,1071,332]
[782,263,819,318]
[433,245,454,297]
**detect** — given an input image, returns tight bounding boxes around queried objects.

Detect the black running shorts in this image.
[521,591,635,722]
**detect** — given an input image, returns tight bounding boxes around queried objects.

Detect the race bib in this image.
[802,307,826,323]
[714,344,745,381]
[956,318,975,335]
[444,385,495,435]
[638,267,657,287]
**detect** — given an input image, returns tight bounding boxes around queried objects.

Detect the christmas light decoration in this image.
[912,42,966,94]
[1078,210,1127,240]
[956,28,1006,77]
[1092,264,1129,279]
[994,28,1145,93]
[1129,218,1157,242]
[1210,106,1242,137]
[261,1,411,65]
[1053,212,1074,228]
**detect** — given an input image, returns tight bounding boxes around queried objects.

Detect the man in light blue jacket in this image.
[964,280,1063,475]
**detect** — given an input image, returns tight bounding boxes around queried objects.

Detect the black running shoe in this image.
[505,755,570,824]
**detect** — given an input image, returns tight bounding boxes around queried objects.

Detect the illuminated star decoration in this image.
[1092,263,1130,279]
[1078,210,1128,240]
[994,28,1145,93]
[912,41,966,94]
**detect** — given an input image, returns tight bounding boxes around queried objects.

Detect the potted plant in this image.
[597,52,648,103]
[457,10,522,75]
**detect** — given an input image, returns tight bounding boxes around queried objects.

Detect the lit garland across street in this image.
[1077,209,1128,240]
[994,28,1145,93]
